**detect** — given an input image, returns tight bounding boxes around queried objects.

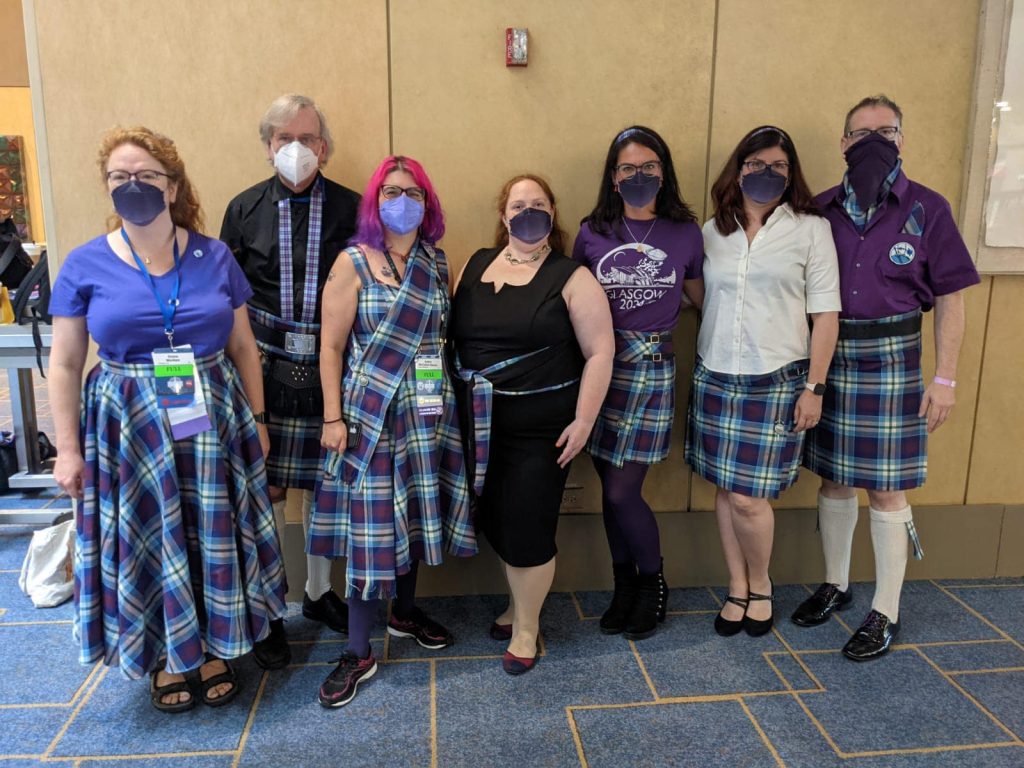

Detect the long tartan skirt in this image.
[74,353,287,680]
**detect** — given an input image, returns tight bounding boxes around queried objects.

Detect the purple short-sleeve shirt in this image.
[815,172,980,320]
[572,217,703,332]
[49,231,253,362]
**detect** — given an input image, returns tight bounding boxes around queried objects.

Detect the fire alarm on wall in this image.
[506,28,528,67]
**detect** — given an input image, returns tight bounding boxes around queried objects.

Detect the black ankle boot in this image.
[599,562,638,635]
[624,564,668,640]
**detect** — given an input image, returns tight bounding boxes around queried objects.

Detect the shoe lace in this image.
[861,611,888,635]
[814,583,838,601]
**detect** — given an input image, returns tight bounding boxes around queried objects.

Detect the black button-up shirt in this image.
[219,173,360,323]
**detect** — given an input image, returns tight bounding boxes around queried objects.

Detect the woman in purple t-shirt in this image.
[573,126,704,640]
[48,127,286,713]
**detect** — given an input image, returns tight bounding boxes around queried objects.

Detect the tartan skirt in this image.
[803,315,927,490]
[685,359,809,498]
[587,331,675,467]
[75,353,287,680]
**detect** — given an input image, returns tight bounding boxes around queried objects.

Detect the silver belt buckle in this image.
[284,332,317,355]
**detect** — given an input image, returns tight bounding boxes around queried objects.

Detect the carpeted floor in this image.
[0,524,1022,767]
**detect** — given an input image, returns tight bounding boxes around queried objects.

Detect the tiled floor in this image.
[0,522,1021,768]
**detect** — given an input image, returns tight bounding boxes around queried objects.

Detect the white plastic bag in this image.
[18,514,74,608]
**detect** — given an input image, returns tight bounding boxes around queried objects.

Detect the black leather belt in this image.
[250,319,321,351]
[642,332,673,361]
[839,314,921,340]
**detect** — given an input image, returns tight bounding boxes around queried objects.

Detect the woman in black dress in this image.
[451,174,613,675]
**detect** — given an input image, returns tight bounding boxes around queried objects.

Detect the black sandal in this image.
[149,669,195,713]
[200,657,239,708]
[714,596,749,637]
[743,579,775,637]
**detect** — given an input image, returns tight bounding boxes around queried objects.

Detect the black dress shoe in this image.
[843,610,899,661]
[714,596,748,637]
[253,618,291,670]
[743,579,774,637]
[791,583,853,627]
[302,590,349,634]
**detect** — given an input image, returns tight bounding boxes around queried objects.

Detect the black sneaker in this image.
[318,651,377,708]
[386,607,454,650]
[252,618,291,670]
[302,590,349,634]
[842,610,899,661]
[791,583,853,627]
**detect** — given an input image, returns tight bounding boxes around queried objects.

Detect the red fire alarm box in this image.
[506,28,528,67]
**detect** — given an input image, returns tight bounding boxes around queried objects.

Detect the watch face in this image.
[812,383,826,396]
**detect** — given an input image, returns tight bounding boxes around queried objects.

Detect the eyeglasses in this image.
[615,161,663,178]
[742,160,790,175]
[273,133,323,148]
[845,126,900,142]
[380,184,426,202]
[106,170,172,185]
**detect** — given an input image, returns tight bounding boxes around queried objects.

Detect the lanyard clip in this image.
[165,330,175,349]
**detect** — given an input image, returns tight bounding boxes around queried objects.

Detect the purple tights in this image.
[346,561,420,658]
[593,457,662,575]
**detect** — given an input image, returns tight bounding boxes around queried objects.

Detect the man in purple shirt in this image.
[794,95,980,660]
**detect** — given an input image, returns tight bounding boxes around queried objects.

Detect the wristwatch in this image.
[252,411,269,424]
[805,382,826,396]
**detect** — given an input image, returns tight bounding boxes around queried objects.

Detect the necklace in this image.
[622,217,657,251]
[504,243,550,265]
[381,247,409,279]
[129,224,176,265]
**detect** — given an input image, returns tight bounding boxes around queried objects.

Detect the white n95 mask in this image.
[274,141,318,187]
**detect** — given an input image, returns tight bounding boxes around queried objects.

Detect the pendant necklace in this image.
[504,243,551,265]
[622,217,657,254]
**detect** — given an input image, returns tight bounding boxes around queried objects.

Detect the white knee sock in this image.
[870,505,913,623]
[819,493,859,592]
[302,489,332,600]
[272,500,287,548]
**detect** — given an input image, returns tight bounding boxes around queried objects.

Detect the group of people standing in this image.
[47,91,978,715]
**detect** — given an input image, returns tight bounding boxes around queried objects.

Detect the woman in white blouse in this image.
[686,126,840,638]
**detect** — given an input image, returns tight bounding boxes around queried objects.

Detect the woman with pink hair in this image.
[307,156,476,708]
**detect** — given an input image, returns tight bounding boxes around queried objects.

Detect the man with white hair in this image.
[221,94,359,669]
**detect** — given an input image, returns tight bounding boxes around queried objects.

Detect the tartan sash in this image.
[330,243,440,487]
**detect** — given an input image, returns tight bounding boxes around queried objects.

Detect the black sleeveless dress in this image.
[451,247,585,567]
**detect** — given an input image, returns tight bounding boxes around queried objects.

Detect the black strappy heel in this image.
[714,595,749,637]
[743,578,775,637]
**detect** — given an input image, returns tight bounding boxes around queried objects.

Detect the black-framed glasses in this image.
[106,170,172,185]
[380,184,426,202]
[742,160,790,175]
[615,160,663,178]
[272,133,323,148]
[845,126,900,142]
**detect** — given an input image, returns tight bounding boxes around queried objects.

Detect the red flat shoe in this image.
[489,622,512,641]
[502,639,539,676]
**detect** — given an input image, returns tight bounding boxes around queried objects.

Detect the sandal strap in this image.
[200,660,236,693]
[724,595,749,608]
[150,672,192,697]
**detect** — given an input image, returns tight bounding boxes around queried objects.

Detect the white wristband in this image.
[933,376,956,388]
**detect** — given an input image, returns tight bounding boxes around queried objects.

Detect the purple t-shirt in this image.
[815,172,980,320]
[572,217,703,332]
[50,232,253,362]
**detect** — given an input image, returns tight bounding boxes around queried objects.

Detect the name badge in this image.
[414,354,444,417]
[152,345,213,440]
[889,242,916,265]
[285,331,317,355]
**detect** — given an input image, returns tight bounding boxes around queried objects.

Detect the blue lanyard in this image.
[121,227,182,347]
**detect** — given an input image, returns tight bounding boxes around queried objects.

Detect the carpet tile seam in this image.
[229,669,269,768]
[42,663,108,758]
[930,579,1024,652]
[770,624,827,691]
[564,707,587,768]
[429,660,438,768]
[736,696,786,768]
[568,591,586,622]
[627,638,659,701]
[949,666,1024,675]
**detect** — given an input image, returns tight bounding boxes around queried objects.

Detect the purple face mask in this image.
[508,207,552,244]
[379,195,425,235]
[740,167,788,204]
[844,132,899,206]
[617,171,661,208]
[111,180,167,226]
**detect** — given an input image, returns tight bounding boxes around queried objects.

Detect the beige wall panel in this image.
[996,506,1024,577]
[968,276,1024,504]
[389,0,716,514]
[0,0,29,87]
[31,1,388,266]
[708,0,980,208]
[389,0,716,269]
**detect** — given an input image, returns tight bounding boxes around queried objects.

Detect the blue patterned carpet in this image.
[1,524,1022,767]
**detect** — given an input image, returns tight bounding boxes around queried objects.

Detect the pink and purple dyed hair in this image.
[350,155,445,251]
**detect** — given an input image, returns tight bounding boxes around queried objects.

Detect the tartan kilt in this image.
[685,360,808,498]
[75,353,287,680]
[587,357,675,467]
[803,325,926,490]
[308,379,476,601]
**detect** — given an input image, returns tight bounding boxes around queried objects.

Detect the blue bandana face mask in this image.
[379,195,425,235]
[617,171,661,208]
[111,180,167,226]
[508,207,552,244]
[740,167,788,204]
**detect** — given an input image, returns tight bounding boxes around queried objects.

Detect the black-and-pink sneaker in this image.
[318,651,377,708]
[386,607,454,650]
